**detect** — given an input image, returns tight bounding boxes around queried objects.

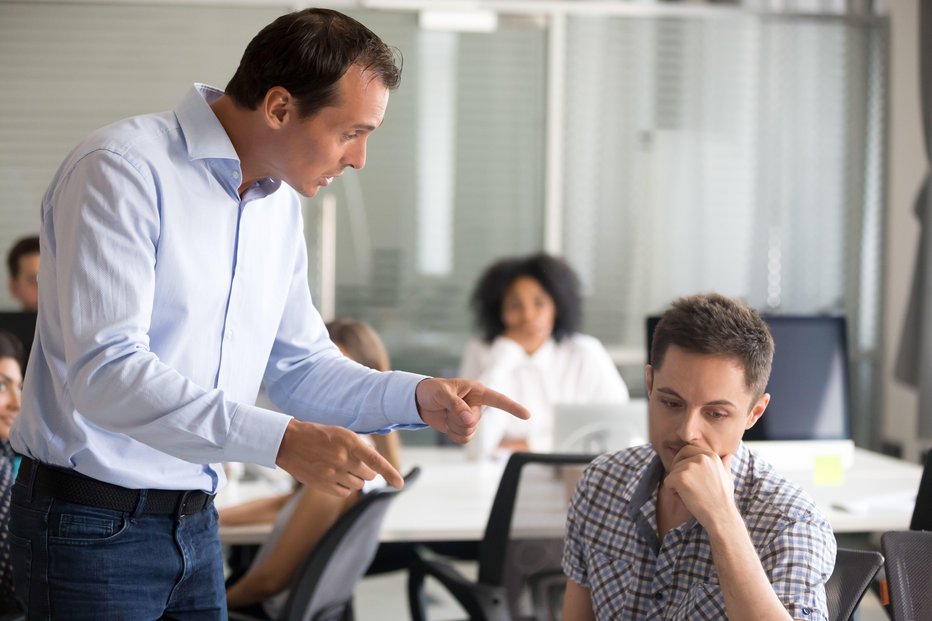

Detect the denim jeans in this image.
[10,464,226,620]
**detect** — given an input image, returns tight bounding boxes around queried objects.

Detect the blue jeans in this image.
[10,465,226,620]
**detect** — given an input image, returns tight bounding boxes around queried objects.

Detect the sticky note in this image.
[813,454,845,486]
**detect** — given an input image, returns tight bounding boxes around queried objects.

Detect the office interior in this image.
[0,0,928,617]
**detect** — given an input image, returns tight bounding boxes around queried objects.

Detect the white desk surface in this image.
[217,444,923,545]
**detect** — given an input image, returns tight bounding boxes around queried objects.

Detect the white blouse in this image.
[459,334,629,457]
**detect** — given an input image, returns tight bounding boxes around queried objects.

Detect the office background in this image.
[0,0,926,461]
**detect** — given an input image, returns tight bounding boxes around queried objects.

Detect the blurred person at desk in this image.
[223,318,400,617]
[8,8,528,620]
[460,253,628,457]
[2,236,40,369]
[562,293,835,621]
[0,332,24,615]
[6,236,39,313]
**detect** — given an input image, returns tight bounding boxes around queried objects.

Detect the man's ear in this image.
[645,364,653,397]
[262,86,294,127]
[745,392,770,429]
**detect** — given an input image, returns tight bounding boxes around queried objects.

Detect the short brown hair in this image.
[650,293,774,396]
[7,235,39,279]
[225,8,402,118]
[326,317,390,372]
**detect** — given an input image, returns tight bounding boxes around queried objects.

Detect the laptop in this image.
[552,399,649,455]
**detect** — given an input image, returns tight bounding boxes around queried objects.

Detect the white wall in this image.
[882,0,927,461]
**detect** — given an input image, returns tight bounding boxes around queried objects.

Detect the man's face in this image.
[8,252,39,311]
[269,64,389,198]
[646,345,769,473]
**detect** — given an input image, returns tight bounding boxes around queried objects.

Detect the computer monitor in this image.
[646,314,851,441]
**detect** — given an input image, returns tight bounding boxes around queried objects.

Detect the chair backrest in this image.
[824,548,884,621]
[881,530,932,621]
[279,468,420,621]
[477,452,596,621]
[910,450,932,530]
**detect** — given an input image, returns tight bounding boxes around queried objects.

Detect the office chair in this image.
[824,548,884,621]
[407,452,596,621]
[230,467,420,621]
[880,530,932,621]
[909,449,932,531]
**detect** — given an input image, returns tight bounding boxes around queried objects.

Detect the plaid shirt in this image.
[563,443,836,620]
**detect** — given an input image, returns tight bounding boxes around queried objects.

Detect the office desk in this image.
[217,445,923,545]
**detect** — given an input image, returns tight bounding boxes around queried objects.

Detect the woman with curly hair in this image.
[460,253,629,457]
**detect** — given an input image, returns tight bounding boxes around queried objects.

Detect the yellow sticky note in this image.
[813,454,845,486]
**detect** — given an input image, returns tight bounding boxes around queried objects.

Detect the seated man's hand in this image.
[415,378,530,444]
[275,419,404,495]
[662,444,737,528]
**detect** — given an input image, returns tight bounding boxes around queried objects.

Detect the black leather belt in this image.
[19,458,214,517]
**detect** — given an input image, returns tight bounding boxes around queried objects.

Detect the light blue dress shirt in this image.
[10,84,426,493]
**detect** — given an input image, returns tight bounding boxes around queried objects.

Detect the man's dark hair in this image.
[0,331,24,371]
[650,293,774,397]
[7,235,39,280]
[225,8,402,118]
[470,253,583,343]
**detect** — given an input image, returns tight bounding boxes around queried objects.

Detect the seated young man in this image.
[562,293,836,621]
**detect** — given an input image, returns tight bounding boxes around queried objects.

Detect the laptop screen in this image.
[646,315,851,441]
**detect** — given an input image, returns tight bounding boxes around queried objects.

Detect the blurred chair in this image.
[909,450,932,531]
[231,468,419,621]
[407,452,595,621]
[880,530,932,621]
[825,548,884,621]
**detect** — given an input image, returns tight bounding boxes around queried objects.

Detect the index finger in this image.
[360,444,404,490]
[471,386,530,420]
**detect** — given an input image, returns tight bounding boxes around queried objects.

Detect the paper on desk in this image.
[831,489,917,515]
[813,455,845,486]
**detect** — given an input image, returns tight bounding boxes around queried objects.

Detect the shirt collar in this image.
[625,442,754,547]
[174,84,283,199]
[174,83,241,163]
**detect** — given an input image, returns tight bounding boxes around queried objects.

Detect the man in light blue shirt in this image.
[9,8,528,620]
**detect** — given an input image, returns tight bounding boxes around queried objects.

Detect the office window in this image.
[0,2,288,310]
[311,11,548,377]
[560,14,886,442]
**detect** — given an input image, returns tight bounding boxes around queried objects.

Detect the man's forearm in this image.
[706,511,794,621]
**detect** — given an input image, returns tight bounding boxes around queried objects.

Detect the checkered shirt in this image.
[563,443,836,621]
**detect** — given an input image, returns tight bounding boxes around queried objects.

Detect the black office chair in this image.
[880,530,932,621]
[909,449,932,531]
[231,467,419,621]
[824,548,884,621]
[407,452,596,621]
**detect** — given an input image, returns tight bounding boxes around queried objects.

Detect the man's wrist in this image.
[703,503,746,542]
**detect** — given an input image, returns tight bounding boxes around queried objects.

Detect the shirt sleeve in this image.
[562,464,594,588]
[260,235,426,433]
[760,515,837,621]
[49,150,289,467]
[578,337,630,403]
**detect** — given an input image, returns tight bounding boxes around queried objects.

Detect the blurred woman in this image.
[460,253,628,457]
[0,331,24,614]
[223,318,401,617]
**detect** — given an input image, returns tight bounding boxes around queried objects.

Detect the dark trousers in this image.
[10,464,226,620]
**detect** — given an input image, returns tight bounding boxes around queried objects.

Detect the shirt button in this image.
[232,171,240,179]
[801,607,812,615]
[654,592,664,602]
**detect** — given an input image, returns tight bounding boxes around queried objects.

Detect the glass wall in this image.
[0,2,887,445]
